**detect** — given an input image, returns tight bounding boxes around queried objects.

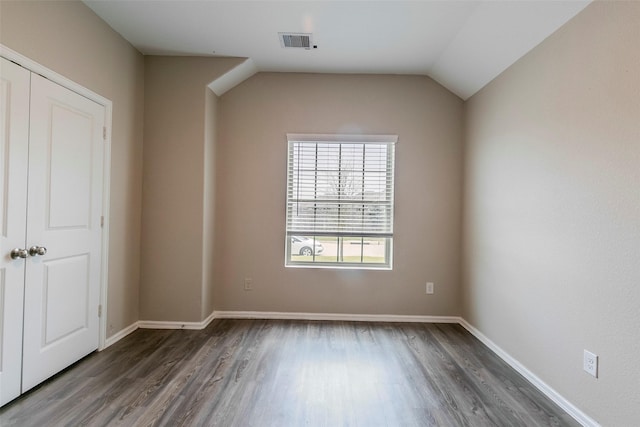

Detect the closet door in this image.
[0,57,30,407]
[21,73,105,392]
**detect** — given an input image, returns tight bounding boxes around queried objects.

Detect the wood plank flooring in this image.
[0,319,579,426]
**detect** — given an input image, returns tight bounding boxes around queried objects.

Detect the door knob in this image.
[10,248,29,259]
[29,246,47,257]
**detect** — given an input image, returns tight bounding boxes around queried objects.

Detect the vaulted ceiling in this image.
[84,0,591,99]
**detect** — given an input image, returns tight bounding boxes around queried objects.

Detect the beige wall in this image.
[215,73,464,315]
[462,1,640,424]
[202,88,218,319]
[141,56,244,322]
[0,1,145,338]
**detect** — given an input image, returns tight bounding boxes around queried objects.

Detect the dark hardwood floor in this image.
[1,319,578,426]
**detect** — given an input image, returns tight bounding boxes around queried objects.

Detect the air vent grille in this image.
[279,33,312,49]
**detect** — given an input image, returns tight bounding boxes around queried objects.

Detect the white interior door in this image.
[21,73,105,392]
[0,58,30,406]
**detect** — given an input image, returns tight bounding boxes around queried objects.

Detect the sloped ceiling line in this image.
[84,0,591,100]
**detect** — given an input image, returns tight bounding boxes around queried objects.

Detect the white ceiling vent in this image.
[279,33,312,50]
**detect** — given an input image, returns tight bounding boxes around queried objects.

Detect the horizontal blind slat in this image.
[286,139,395,236]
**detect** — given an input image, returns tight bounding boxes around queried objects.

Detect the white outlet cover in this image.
[583,350,598,378]
[426,282,434,294]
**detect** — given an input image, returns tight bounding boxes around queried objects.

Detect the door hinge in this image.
[103,126,107,140]
[100,216,104,228]
[98,305,102,318]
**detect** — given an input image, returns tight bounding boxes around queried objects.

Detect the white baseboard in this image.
[104,322,139,349]
[103,312,217,348]
[213,310,460,324]
[458,319,599,427]
[138,311,216,330]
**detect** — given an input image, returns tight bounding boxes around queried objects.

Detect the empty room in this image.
[0,0,638,426]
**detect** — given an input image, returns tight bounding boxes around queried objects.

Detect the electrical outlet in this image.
[244,277,253,291]
[583,350,598,378]
[426,282,434,294]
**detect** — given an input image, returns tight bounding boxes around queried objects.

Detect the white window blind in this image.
[285,134,396,268]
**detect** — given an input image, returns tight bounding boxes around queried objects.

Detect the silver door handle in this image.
[29,246,47,257]
[10,248,29,259]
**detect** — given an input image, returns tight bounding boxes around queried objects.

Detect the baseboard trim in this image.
[458,319,599,427]
[103,322,139,349]
[138,311,216,330]
[213,310,460,324]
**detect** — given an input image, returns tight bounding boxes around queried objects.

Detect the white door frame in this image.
[1,44,112,351]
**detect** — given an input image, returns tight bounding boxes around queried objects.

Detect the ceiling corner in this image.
[208,58,258,96]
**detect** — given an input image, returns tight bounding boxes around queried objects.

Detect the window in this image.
[285,134,397,269]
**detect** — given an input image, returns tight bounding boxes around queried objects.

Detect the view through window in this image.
[285,134,396,269]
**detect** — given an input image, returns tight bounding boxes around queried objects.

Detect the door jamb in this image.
[1,44,112,351]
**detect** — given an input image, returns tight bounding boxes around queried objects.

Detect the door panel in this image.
[21,73,104,392]
[0,57,30,407]
[43,255,90,346]
[48,104,93,229]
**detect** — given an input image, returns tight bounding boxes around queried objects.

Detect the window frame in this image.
[284,133,397,270]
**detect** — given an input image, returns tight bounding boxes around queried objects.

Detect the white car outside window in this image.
[291,236,324,256]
